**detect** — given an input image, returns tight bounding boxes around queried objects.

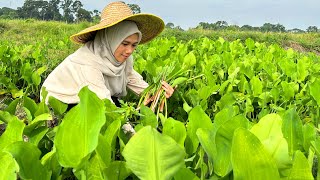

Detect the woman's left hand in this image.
[161,81,175,98]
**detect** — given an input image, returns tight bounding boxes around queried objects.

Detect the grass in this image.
[1,18,319,61]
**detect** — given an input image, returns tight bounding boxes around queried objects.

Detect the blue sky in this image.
[1,0,319,30]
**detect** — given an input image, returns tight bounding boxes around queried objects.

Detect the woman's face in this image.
[114,33,139,63]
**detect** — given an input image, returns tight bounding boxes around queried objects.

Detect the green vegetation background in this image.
[1,19,319,65]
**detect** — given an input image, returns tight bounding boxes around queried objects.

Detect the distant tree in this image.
[119,2,141,14]
[48,0,62,21]
[260,23,286,32]
[288,28,304,33]
[72,0,83,22]
[17,0,50,20]
[241,25,254,31]
[166,22,174,29]
[226,25,240,31]
[0,7,18,19]
[195,21,228,30]
[196,22,210,29]
[77,8,92,22]
[306,26,318,33]
[127,3,141,14]
[17,0,38,19]
[92,9,100,22]
[38,1,49,20]
[213,20,228,30]
[260,23,274,32]
[174,25,184,31]
[274,23,286,32]
[61,0,74,23]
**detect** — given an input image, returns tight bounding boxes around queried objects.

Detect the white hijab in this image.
[70,21,142,97]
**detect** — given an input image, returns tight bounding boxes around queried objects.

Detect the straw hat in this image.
[70,1,165,44]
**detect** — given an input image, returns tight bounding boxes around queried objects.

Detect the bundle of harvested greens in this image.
[136,62,204,119]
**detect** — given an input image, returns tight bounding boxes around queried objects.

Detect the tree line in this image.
[166,21,319,33]
[0,0,140,23]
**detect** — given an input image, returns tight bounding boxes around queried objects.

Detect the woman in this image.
[41,1,174,107]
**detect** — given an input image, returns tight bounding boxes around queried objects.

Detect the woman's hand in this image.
[161,81,175,98]
[141,81,175,107]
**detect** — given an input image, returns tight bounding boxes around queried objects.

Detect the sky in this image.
[1,0,319,31]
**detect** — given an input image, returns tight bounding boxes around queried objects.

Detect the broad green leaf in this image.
[158,41,169,57]
[48,96,68,115]
[297,57,309,82]
[4,141,51,180]
[122,126,185,180]
[0,115,25,150]
[213,106,234,126]
[82,154,105,180]
[311,137,320,156]
[197,115,248,177]
[216,93,236,112]
[198,85,217,100]
[222,51,232,68]
[186,89,201,107]
[41,150,62,180]
[270,87,280,103]
[21,63,33,84]
[282,109,303,155]
[27,126,49,146]
[183,51,196,69]
[24,113,52,135]
[183,101,192,114]
[263,62,277,80]
[309,78,320,106]
[11,89,23,99]
[31,72,41,86]
[171,77,188,87]
[250,76,262,97]
[245,38,255,51]
[245,96,254,114]
[0,151,19,180]
[250,114,292,169]
[281,81,295,100]
[278,57,296,79]
[163,117,187,148]
[140,105,158,128]
[228,66,240,80]
[174,167,199,180]
[251,114,282,140]
[103,161,132,180]
[22,107,32,123]
[0,111,14,123]
[4,98,19,115]
[23,96,38,118]
[302,123,316,152]
[196,127,216,165]
[231,128,280,180]
[186,105,213,154]
[95,135,111,169]
[219,80,230,96]
[103,119,121,163]
[287,151,313,180]
[36,66,47,75]
[214,115,249,176]
[55,87,106,168]
[34,101,50,117]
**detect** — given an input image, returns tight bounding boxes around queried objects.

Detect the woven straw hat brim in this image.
[70,14,164,44]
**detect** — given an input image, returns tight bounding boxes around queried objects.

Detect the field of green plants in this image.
[1,19,320,179]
